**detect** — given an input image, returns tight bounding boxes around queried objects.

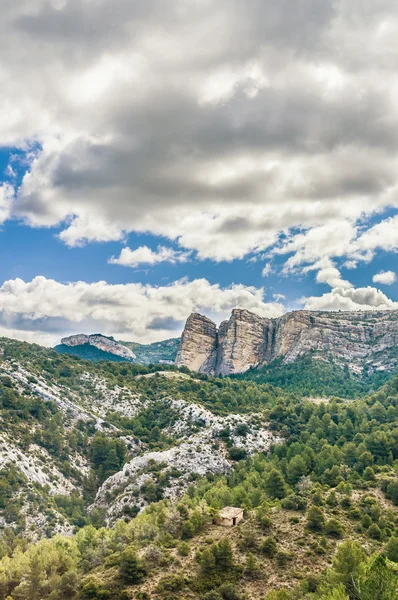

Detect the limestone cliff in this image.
[60,334,136,361]
[175,313,218,373]
[176,309,398,375]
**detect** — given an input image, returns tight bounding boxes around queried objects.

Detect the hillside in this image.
[0,335,396,598]
[56,334,180,365]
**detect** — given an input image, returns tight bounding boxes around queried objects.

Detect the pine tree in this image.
[359,555,397,600]
[265,469,286,499]
[119,547,146,584]
[306,506,325,532]
[385,536,398,562]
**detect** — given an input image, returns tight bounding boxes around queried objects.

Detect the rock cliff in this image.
[60,334,136,361]
[176,309,398,375]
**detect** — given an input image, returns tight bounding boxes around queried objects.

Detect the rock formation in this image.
[60,334,136,361]
[176,309,398,375]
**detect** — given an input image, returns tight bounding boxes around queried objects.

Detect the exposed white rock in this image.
[61,334,136,360]
[92,399,280,523]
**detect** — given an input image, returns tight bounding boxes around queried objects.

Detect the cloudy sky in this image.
[1,0,398,346]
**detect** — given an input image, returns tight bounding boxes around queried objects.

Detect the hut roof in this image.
[219,507,243,519]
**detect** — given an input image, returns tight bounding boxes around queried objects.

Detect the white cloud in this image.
[302,285,398,312]
[0,184,14,224]
[0,276,284,346]
[108,245,191,268]
[372,270,397,285]
[0,1,398,265]
[261,263,272,277]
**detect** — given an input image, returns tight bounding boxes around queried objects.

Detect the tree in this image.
[261,537,277,558]
[359,555,397,600]
[320,585,349,600]
[325,519,344,538]
[245,553,259,578]
[386,480,398,505]
[119,547,147,585]
[385,536,398,562]
[287,455,308,484]
[329,540,366,600]
[306,506,325,532]
[265,469,286,500]
[368,523,382,540]
[214,539,234,571]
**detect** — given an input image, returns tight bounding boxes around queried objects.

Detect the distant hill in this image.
[55,333,180,365]
[119,337,180,365]
[54,342,129,363]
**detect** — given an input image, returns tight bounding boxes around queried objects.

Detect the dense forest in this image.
[0,338,396,598]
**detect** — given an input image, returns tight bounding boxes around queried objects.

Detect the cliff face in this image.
[175,313,218,373]
[60,334,136,361]
[176,309,398,375]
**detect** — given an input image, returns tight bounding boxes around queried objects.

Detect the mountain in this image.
[56,333,180,365]
[176,308,398,377]
[118,337,180,365]
[0,334,397,599]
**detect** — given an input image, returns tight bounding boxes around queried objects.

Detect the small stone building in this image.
[217,507,244,527]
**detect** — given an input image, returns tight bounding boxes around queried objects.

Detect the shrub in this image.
[385,536,398,562]
[325,518,344,538]
[306,506,325,532]
[276,550,293,567]
[261,536,277,558]
[368,523,382,540]
[218,582,241,600]
[178,541,190,556]
[156,574,185,593]
[228,447,248,461]
[119,547,147,585]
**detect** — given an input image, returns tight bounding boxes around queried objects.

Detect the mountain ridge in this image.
[176,308,398,376]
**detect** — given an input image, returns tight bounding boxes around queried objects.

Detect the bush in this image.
[119,547,147,585]
[178,541,190,556]
[156,574,185,593]
[275,550,293,567]
[261,536,277,558]
[281,494,306,511]
[218,582,241,600]
[306,506,325,532]
[368,523,382,540]
[385,536,398,562]
[325,518,344,538]
[228,447,248,461]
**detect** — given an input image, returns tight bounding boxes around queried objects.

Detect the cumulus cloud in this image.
[302,286,398,312]
[0,0,398,266]
[372,270,397,285]
[108,245,190,268]
[0,276,284,346]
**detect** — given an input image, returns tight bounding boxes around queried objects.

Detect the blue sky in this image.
[0,2,398,346]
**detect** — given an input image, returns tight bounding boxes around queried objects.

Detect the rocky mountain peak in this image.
[176,308,398,376]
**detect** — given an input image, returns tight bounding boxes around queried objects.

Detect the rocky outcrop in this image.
[176,309,398,375]
[60,334,136,360]
[175,313,218,373]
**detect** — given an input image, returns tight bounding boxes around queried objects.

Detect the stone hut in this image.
[217,507,244,527]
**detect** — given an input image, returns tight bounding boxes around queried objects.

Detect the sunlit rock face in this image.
[176,309,398,375]
[61,334,136,361]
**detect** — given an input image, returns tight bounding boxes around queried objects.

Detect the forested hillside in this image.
[235,355,393,399]
[0,337,396,599]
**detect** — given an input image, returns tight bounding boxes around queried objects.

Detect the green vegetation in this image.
[55,336,180,365]
[120,337,180,365]
[55,343,129,363]
[236,355,393,398]
[0,336,397,598]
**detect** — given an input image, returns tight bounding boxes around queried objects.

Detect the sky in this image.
[0,0,398,347]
